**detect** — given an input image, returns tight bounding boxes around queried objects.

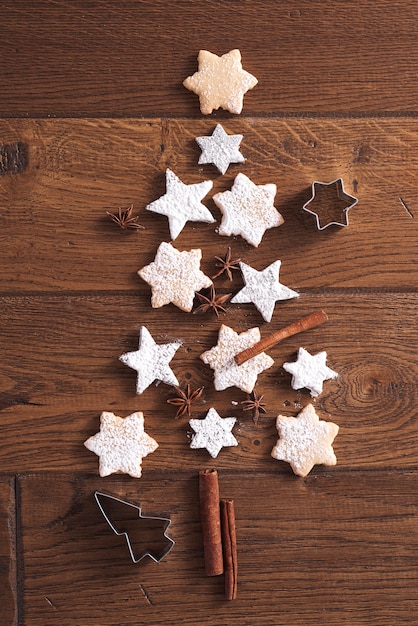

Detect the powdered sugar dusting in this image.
[139,241,212,312]
[119,325,181,394]
[283,347,338,397]
[200,324,274,393]
[189,407,238,458]
[196,124,245,175]
[231,260,299,322]
[146,168,214,240]
[213,173,284,247]
[84,411,159,478]
[271,403,339,477]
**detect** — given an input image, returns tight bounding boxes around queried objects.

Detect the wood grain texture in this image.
[0,292,417,473]
[1,118,418,292]
[0,478,17,626]
[2,0,418,117]
[1,1,418,623]
[18,471,418,625]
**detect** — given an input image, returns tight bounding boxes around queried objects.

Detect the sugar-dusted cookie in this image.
[139,241,212,312]
[283,347,338,397]
[231,260,299,322]
[84,411,158,478]
[271,403,339,477]
[189,407,238,458]
[213,173,284,247]
[146,169,214,240]
[196,124,245,175]
[120,325,181,394]
[200,324,274,393]
[183,49,258,115]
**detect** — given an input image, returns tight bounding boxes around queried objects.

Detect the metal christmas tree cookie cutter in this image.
[94,491,175,563]
[302,178,358,230]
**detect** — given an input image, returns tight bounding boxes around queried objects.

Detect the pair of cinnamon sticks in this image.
[199,469,237,601]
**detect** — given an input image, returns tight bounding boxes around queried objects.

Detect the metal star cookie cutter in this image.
[302,178,358,230]
[94,491,175,563]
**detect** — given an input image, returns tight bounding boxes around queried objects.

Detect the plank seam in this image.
[3,111,418,120]
[0,287,417,299]
[15,475,24,626]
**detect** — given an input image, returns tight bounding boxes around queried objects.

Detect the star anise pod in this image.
[167,384,204,419]
[193,285,231,317]
[212,247,241,280]
[106,205,144,230]
[241,390,267,425]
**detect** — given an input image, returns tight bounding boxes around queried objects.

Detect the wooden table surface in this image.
[2,1,418,624]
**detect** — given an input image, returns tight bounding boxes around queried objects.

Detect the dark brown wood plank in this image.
[0,292,417,472]
[1,118,418,292]
[2,1,418,117]
[19,471,418,625]
[0,477,17,626]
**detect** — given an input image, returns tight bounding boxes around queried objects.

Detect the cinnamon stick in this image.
[234,309,329,366]
[199,469,224,576]
[221,499,238,600]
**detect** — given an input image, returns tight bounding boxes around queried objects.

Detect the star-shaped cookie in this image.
[183,49,258,115]
[139,241,212,312]
[231,260,299,322]
[189,407,238,458]
[283,347,338,397]
[213,173,284,247]
[196,124,245,175]
[84,411,158,478]
[120,325,181,394]
[200,324,274,393]
[271,403,339,477]
[146,169,214,240]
